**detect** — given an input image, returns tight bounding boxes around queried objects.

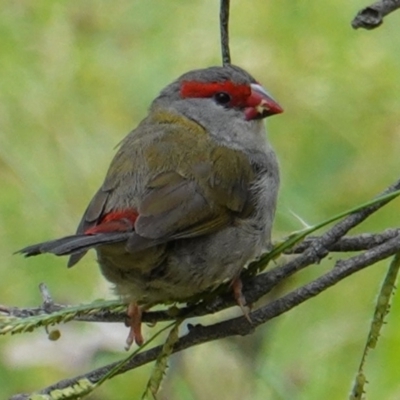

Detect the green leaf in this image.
[349,252,400,399]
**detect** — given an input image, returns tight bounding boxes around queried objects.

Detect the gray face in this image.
[149,65,272,154]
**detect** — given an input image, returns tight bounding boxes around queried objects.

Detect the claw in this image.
[125,302,144,350]
[232,277,252,323]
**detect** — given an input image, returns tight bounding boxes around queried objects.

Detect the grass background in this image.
[1,0,400,399]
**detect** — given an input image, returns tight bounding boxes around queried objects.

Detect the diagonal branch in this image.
[2,178,400,327]
[291,228,400,253]
[4,177,400,399]
[9,232,400,400]
[2,230,399,326]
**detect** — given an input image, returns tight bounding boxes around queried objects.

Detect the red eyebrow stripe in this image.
[180,81,251,103]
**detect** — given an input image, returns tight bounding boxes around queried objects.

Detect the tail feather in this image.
[18,232,130,259]
[68,251,87,268]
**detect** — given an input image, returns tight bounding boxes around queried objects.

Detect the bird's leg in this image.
[231,277,252,323]
[125,302,143,350]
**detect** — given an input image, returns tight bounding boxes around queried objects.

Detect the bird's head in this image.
[153,64,283,122]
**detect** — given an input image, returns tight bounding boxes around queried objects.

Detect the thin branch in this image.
[352,0,400,29]
[2,229,399,326]
[291,228,400,253]
[250,178,400,291]
[2,227,400,325]
[10,233,400,400]
[220,0,231,65]
[4,177,400,399]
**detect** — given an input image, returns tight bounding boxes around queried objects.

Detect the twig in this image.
[352,0,400,29]
[2,229,400,325]
[5,177,400,399]
[220,0,231,65]
[290,228,400,253]
[4,179,400,328]
[250,178,400,294]
[10,233,400,400]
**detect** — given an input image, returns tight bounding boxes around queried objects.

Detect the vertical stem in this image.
[220,0,231,65]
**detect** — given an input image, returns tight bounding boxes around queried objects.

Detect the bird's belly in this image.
[96,223,267,305]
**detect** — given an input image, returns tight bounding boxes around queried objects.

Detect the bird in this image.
[18,64,283,349]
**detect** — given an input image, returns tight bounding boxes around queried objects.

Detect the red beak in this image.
[245,83,283,120]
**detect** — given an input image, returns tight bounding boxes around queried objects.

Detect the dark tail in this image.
[17,232,130,267]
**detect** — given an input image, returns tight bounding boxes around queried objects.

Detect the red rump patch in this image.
[180,81,251,107]
[85,210,138,235]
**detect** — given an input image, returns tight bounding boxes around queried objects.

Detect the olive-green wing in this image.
[128,141,256,250]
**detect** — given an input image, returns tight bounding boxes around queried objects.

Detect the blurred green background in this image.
[1,1,400,399]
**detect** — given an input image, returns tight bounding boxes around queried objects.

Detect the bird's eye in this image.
[214,92,231,105]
